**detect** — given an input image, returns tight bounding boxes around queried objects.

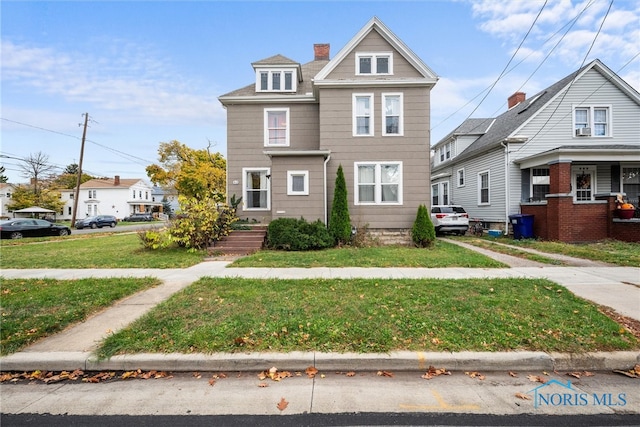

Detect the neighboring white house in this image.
[0,182,16,219]
[430,59,640,242]
[59,176,161,221]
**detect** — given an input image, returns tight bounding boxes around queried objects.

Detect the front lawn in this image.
[508,239,640,267]
[230,240,506,268]
[0,234,205,268]
[0,277,161,355]
[97,277,638,358]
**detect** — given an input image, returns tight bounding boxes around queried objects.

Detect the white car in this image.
[430,205,469,235]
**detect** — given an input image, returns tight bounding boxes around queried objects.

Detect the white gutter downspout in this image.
[501,141,509,235]
[323,154,331,225]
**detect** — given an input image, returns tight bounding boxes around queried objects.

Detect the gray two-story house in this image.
[219,17,438,239]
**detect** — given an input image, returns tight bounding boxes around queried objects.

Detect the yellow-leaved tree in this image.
[146,140,226,201]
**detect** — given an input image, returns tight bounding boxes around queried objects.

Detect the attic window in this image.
[356,52,392,75]
[257,70,296,92]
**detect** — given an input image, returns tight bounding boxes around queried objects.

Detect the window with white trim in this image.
[355,162,402,205]
[88,190,96,199]
[256,69,296,92]
[287,170,309,196]
[457,169,465,187]
[264,108,289,146]
[531,167,550,201]
[243,168,270,210]
[382,93,403,135]
[478,170,490,205]
[432,181,449,205]
[574,105,610,137]
[356,52,392,75]
[353,94,374,136]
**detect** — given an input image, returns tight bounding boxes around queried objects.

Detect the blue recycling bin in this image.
[509,214,534,239]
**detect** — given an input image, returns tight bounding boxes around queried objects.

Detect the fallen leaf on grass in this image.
[421,366,451,380]
[515,392,531,400]
[377,371,394,378]
[465,371,485,380]
[277,397,289,411]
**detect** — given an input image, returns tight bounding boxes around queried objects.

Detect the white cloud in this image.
[1,39,226,126]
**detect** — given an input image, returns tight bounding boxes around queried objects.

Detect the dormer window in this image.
[257,69,296,92]
[356,52,392,75]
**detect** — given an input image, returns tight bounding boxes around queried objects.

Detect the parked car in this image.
[430,205,469,235]
[75,215,117,229]
[123,213,154,222]
[0,219,72,239]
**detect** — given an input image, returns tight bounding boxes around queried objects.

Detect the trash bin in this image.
[509,214,534,239]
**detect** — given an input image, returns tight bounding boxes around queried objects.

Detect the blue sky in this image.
[2,0,639,184]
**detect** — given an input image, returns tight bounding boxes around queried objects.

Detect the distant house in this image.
[0,182,16,219]
[431,59,640,242]
[219,17,438,240]
[59,176,161,221]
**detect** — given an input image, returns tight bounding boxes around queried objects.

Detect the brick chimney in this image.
[114,175,120,186]
[508,92,526,109]
[314,43,330,61]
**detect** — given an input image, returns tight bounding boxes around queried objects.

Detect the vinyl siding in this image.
[326,30,423,80]
[511,69,640,162]
[270,156,326,222]
[320,86,431,229]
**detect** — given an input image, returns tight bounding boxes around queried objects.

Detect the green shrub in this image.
[168,197,237,250]
[137,228,172,250]
[267,217,334,251]
[412,204,436,247]
[329,164,351,245]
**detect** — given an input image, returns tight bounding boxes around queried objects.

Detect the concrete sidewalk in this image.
[1,247,639,373]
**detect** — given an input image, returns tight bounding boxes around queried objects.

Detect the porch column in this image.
[547,161,573,241]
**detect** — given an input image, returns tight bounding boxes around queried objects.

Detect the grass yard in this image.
[0,234,205,268]
[97,277,638,358]
[0,277,161,355]
[230,240,507,268]
[508,239,640,267]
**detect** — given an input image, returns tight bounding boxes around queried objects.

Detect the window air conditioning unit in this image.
[575,127,591,136]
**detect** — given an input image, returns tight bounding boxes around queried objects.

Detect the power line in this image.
[0,117,151,167]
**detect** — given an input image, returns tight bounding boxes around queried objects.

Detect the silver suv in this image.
[430,205,469,235]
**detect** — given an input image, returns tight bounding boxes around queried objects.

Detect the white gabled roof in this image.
[314,16,438,82]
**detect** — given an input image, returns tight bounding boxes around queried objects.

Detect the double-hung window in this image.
[353,94,374,136]
[478,171,490,205]
[264,108,289,146]
[574,105,611,137]
[356,52,392,75]
[355,162,402,205]
[382,93,403,135]
[531,168,550,201]
[431,182,449,205]
[622,166,640,203]
[457,169,465,187]
[243,168,270,210]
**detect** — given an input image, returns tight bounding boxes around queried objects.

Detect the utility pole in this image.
[71,113,88,227]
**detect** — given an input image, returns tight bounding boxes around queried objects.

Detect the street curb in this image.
[1,351,638,373]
